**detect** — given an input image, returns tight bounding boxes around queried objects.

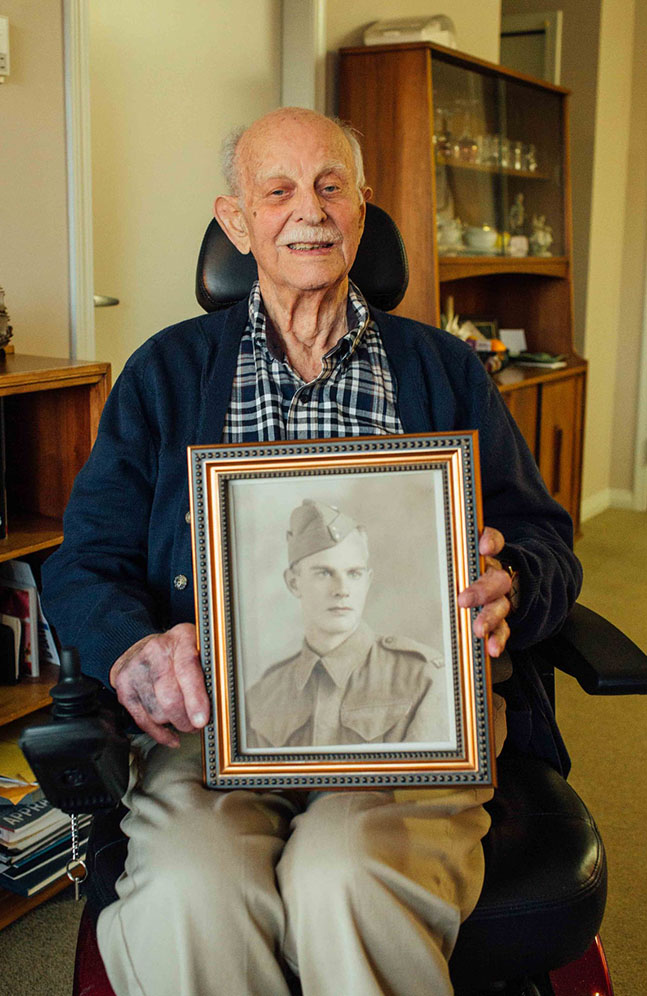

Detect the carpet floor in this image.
[0,508,644,996]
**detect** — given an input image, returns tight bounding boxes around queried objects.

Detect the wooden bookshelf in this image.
[0,354,110,927]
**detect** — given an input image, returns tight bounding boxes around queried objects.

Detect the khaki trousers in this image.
[98,696,506,996]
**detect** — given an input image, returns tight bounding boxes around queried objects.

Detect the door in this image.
[500,12,562,85]
[85,1,281,378]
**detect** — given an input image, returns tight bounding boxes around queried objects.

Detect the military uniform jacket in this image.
[246,622,449,748]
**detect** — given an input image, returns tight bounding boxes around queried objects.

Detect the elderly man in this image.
[247,499,449,749]
[42,107,581,996]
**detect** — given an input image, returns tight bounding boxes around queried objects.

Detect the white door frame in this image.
[63,0,95,362]
[281,0,327,111]
[500,11,562,85]
[634,250,647,510]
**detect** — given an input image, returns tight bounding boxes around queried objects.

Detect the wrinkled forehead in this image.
[238,114,355,189]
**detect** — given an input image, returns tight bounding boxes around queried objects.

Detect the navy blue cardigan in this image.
[42,301,581,768]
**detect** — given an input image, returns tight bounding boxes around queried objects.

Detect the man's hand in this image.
[457,527,512,658]
[109,623,210,747]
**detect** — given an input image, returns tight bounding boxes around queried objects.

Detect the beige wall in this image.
[0,0,71,358]
[611,0,647,497]
[90,0,282,377]
[326,0,502,114]
[501,0,602,358]
[494,0,647,512]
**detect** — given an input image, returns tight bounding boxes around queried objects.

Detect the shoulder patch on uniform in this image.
[379,635,444,668]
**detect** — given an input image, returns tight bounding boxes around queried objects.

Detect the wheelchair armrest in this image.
[540,603,647,695]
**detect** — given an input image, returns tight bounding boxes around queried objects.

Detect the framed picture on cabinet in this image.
[461,316,499,340]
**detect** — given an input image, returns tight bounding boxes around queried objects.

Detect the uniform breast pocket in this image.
[341,700,411,743]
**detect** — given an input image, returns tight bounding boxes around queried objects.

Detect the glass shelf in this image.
[435,155,551,182]
[432,53,565,257]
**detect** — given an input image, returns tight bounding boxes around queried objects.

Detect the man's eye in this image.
[321,184,340,194]
[348,570,364,579]
[270,188,286,197]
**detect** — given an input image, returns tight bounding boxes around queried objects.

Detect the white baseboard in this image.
[580,488,635,522]
[610,488,635,509]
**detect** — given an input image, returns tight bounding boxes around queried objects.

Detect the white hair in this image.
[220,114,367,200]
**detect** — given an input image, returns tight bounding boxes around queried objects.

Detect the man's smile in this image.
[286,241,337,252]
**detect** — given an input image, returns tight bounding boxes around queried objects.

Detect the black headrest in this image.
[195,202,409,313]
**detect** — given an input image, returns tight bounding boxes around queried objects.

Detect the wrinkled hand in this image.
[109,623,210,747]
[457,527,512,658]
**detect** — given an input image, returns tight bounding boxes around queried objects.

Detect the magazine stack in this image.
[0,722,89,897]
[0,798,90,897]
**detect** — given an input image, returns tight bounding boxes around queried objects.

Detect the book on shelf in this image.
[0,731,42,807]
[0,612,21,684]
[0,577,39,676]
[0,559,61,677]
[0,821,90,896]
[0,798,68,846]
[510,351,567,370]
[0,818,90,873]
[0,817,87,862]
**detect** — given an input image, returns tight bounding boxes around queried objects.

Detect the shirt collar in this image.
[294,620,375,691]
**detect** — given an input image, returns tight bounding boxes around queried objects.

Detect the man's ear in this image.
[357,186,372,235]
[284,567,301,598]
[214,195,251,255]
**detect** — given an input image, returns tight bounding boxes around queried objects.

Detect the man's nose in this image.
[332,573,349,597]
[293,186,327,225]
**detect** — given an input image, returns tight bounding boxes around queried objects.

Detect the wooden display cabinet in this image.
[0,353,110,928]
[339,42,586,529]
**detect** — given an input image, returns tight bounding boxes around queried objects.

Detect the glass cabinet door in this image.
[431,54,565,259]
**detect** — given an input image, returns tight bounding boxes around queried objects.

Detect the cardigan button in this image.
[173,574,188,591]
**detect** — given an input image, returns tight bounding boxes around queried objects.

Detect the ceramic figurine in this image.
[509,193,525,235]
[529,215,553,257]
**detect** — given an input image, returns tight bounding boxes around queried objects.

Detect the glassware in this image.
[458,135,478,163]
[433,106,453,159]
[513,141,523,170]
[525,143,538,172]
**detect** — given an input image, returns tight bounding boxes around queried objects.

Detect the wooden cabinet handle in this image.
[552,426,563,494]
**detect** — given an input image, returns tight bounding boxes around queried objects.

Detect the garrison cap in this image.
[287,500,360,565]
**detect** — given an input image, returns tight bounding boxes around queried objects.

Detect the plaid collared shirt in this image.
[221,281,403,442]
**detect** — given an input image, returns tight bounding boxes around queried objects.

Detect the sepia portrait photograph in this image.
[229,469,457,754]
[189,433,495,789]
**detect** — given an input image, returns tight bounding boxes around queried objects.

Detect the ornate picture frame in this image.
[188,432,496,789]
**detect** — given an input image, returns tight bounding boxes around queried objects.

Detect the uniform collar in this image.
[295,621,375,691]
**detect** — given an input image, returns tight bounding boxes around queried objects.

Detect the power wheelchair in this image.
[23,204,647,996]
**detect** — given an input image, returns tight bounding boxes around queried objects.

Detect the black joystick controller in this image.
[19,648,129,813]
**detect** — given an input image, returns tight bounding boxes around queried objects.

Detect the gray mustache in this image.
[278,227,342,245]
